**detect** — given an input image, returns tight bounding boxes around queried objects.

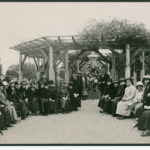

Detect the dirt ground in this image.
[0,99,150,144]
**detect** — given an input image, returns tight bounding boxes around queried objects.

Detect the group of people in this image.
[0,74,82,135]
[98,75,150,136]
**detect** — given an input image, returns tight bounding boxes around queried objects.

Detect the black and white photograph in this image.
[1,2,150,145]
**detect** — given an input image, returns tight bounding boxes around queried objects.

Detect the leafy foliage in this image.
[5,63,37,80]
[81,18,149,50]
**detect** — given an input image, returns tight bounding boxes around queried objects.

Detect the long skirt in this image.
[29,100,40,114]
[75,97,81,107]
[6,105,18,122]
[138,110,150,131]
[132,102,143,117]
[1,107,11,126]
[71,97,78,110]
[60,99,67,109]
[17,101,29,119]
[65,100,72,112]
[49,101,56,114]
[0,109,5,129]
[40,99,49,115]
[111,99,121,115]
[103,100,113,114]
[98,97,105,109]
[116,101,133,116]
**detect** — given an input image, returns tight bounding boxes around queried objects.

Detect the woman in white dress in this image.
[128,81,144,117]
[116,78,136,119]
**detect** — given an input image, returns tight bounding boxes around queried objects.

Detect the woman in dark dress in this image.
[26,82,40,115]
[111,78,126,116]
[137,75,150,136]
[68,82,78,111]
[48,80,59,114]
[58,80,70,114]
[106,80,119,114]
[38,81,49,115]
[72,75,81,108]
[98,78,113,113]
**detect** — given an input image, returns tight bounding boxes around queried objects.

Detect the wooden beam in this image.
[19,52,23,82]
[95,50,111,64]
[125,44,131,78]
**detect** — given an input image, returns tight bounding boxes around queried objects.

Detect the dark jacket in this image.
[143,82,150,106]
[111,86,119,99]
[103,84,113,98]
[48,87,58,100]
[26,87,38,102]
[19,87,28,100]
[115,84,126,99]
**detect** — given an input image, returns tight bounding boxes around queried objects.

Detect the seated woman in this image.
[137,75,150,136]
[98,78,113,113]
[0,82,18,124]
[128,81,144,117]
[14,81,29,119]
[106,80,119,114]
[38,81,49,115]
[58,80,70,114]
[111,78,126,116]
[26,82,40,115]
[116,78,136,120]
[48,80,59,114]
[68,81,79,111]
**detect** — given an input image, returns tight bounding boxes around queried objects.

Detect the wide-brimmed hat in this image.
[15,81,20,85]
[3,81,8,86]
[136,81,144,87]
[113,80,118,83]
[107,78,112,82]
[119,77,125,82]
[10,80,15,84]
[21,79,27,85]
[49,80,54,85]
[60,80,66,84]
[143,75,150,80]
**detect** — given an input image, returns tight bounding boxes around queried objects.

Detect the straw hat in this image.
[136,81,144,87]
[2,81,8,86]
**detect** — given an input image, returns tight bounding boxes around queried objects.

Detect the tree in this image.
[5,63,37,81]
[81,18,149,50]
[81,18,150,78]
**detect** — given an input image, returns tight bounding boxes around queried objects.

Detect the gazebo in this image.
[10,35,99,83]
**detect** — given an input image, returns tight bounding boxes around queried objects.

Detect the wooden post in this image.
[107,63,110,76]
[48,46,55,81]
[37,58,40,81]
[125,44,131,78]
[19,52,23,82]
[140,50,145,81]
[133,63,137,85]
[111,52,116,80]
[76,60,80,73]
[64,50,69,84]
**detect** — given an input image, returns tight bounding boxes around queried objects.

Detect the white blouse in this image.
[133,89,144,102]
[122,85,136,101]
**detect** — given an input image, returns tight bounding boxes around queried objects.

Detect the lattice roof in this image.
[10,35,99,58]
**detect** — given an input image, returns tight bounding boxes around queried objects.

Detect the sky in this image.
[0,2,150,73]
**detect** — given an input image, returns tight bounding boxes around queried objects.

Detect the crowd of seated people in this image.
[0,74,82,135]
[98,75,150,136]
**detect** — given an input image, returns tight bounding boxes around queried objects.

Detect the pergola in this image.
[10,35,148,84]
[10,35,100,83]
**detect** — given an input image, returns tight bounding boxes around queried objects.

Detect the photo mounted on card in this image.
[0,1,150,146]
